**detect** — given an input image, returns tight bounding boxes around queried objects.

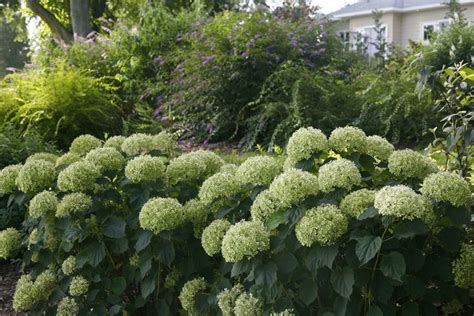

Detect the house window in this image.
[422,20,450,42]
[339,31,351,49]
[356,25,387,56]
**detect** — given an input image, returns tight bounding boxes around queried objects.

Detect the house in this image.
[330,0,474,53]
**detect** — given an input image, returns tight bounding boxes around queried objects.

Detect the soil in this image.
[0,262,23,315]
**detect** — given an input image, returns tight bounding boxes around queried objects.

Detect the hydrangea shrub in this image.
[0,127,472,315]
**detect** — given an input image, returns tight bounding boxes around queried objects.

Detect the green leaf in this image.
[305,245,338,272]
[446,206,471,225]
[298,278,318,305]
[156,240,175,266]
[330,266,354,299]
[76,241,106,268]
[380,252,405,281]
[354,235,382,265]
[393,220,427,239]
[141,275,156,299]
[357,207,378,220]
[231,260,251,278]
[103,216,126,238]
[110,238,129,254]
[265,210,286,230]
[401,302,419,316]
[274,252,298,274]
[372,274,393,303]
[255,262,277,289]
[135,230,152,252]
[367,305,383,316]
[111,277,127,296]
[109,305,122,315]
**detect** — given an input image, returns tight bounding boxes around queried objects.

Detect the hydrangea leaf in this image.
[354,235,382,265]
[380,251,405,282]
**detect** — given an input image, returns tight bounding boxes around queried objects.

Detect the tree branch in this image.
[26,0,73,44]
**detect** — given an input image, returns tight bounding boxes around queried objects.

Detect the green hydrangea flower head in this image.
[69,275,89,296]
[69,134,102,156]
[85,147,124,172]
[103,135,126,151]
[221,221,270,262]
[201,219,232,256]
[55,153,81,167]
[318,159,362,192]
[28,228,40,246]
[271,309,295,316]
[374,185,428,220]
[16,160,56,193]
[121,133,155,156]
[26,152,58,164]
[56,193,92,218]
[0,228,22,259]
[365,135,394,161]
[0,164,22,193]
[453,244,474,289]
[13,275,38,311]
[129,253,140,267]
[236,156,281,186]
[250,189,281,222]
[62,256,77,276]
[234,292,262,316]
[286,127,328,162]
[164,267,181,289]
[139,198,184,235]
[421,172,471,207]
[217,284,245,316]
[57,297,79,316]
[167,150,224,184]
[220,163,238,174]
[183,199,210,238]
[340,189,375,218]
[125,155,166,183]
[34,270,56,300]
[199,172,241,204]
[295,204,348,247]
[329,126,367,154]
[57,160,101,192]
[179,277,207,315]
[29,191,58,219]
[153,131,177,154]
[268,168,319,207]
[388,149,438,180]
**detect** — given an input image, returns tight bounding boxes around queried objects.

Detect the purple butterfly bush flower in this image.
[202,55,216,64]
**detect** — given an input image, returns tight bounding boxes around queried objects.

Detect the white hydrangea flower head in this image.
[250,189,281,222]
[69,134,102,156]
[55,153,81,167]
[57,297,79,316]
[28,228,40,247]
[125,155,166,183]
[139,198,184,235]
[329,126,367,154]
[365,135,394,161]
[199,172,241,204]
[221,221,270,262]
[295,204,348,247]
[453,244,474,289]
[62,256,77,276]
[57,160,101,192]
[85,147,124,172]
[167,150,224,184]
[220,163,238,174]
[121,133,155,156]
[217,284,245,316]
[12,275,38,311]
[153,131,177,154]
[16,160,56,193]
[183,199,210,238]
[34,270,56,300]
[340,189,375,218]
[234,292,262,316]
[421,172,471,207]
[318,159,362,192]
[164,267,181,289]
[69,275,89,296]
[286,127,328,162]
[201,219,232,256]
[179,277,207,315]
[271,309,295,316]
[56,193,92,218]
[26,152,58,164]
[0,164,22,193]
[374,185,429,220]
[388,149,438,180]
[103,135,126,151]
[236,156,281,186]
[268,168,319,207]
[29,191,58,219]
[0,228,22,259]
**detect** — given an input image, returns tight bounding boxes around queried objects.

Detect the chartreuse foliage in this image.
[0,127,472,315]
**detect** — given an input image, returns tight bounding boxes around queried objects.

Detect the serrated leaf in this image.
[135,230,152,252]
[141,275,156,299]
[357,207,378,220]
[76,241,106,268]
[299,278,318,305]
[367,305,383,316]
[103,216,126,238]
[393,220,427,239]
[380,252,405,282]
[305,245,338,272]
[354,235,382,265]
[330,266,354,299]
[274,252,298,274]
[111,277,126,296]
[255,262,277,289]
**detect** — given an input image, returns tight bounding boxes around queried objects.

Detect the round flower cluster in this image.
[295,204,348,246]
[13,270,56,312]
[29,191,58,219]
[85,147,124,172]
[236,156,281,186]
[183,199,210,237]
[250,189,281,223]
[199,172,241,204]
[201,219,232,256]
[374,185,428,220]
[153,131,177,154]
[388,149,438,180]
[421,172,471,207]
[365,135,394,161]
[221,221,270,262]
[69,275,89,296]
[268,168,319,207]
[217,284,244,316]
[57,161,101,192]
[16,160,56,193]
[286,127,328,162]
[0,228,21,259]
[55,153,81,167]
[103,135,126,151]
[220,163,238,174]
[167,150,224,184]
[234,292,262,316]
[56,193,92,218]
[120,133,155,156]
[329,126,367,154]
[452,244,474,289]
[271,309,295,316]
[62,256,77,276]
[340,189,375,218]
[69,135,102,156]
[28,228,39,246]
[125,155,166,183]
[318,159,361,192]
[164,267,181,289]
[179,277,207,315]
[26,152,58,164]
[57,297,79,316]
[0,164,22,193]
[139,198,184,235]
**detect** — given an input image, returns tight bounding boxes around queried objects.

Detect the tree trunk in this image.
[70,0,92,40]
[26,0,73,44]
